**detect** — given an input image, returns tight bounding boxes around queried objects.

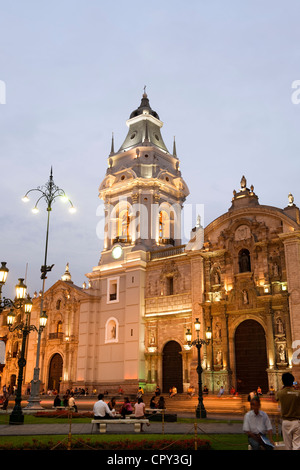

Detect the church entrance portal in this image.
[162,341,183,393]
[234,320,268,394]
[48,353,63,392]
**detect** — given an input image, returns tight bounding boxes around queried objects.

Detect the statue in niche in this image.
[242,290,249,304]
[277,344,286,363]
[215,323,222,340]
[106,318,118,342]
[273,263,279,277]
[111,324,116,339]
[239,250,251,273]
[214,271,220,285]
[216,350,223,366]
[149,332,156,345]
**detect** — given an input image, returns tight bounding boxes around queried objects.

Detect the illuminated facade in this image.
[1,93,300,395]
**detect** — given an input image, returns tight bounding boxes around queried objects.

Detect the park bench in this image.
[52,406,75,412]
[145,408,164,413]
[91,416,149,433]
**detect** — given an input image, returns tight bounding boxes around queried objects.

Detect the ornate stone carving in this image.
[235,225,251,241]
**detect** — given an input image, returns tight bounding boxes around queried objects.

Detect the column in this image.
[279,231,300,383]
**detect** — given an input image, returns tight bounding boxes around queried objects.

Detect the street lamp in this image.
[0,271,28,313]
[0,266,44,424]
[7,298,48,425]
[186,318,211,419]
[22,167,75,410]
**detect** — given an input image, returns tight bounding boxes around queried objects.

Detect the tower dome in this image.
[118,90,169,153]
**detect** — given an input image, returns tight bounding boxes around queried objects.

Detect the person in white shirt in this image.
[68,393,78,412]
[243,397,274,450]
[93,394,114,419]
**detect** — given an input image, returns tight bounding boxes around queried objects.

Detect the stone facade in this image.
[1,95,300,396]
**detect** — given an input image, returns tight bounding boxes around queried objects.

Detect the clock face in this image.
[112,245,123,259]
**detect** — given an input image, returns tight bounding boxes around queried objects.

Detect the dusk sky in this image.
[1,1,300,298]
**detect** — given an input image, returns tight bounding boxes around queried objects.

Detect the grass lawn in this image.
[0,414,283,450]
[0,414,243,425]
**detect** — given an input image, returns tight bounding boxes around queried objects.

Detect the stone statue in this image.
[216,350,223,365]
[273,263,279,276]
[214,271,220,285]
[240,175,247,189]
[277,344,286,363]
[239,251,251,272]
[243,290,248,304]
[215,323,222,340]
[111,324,116,339]
[288,193,294,206]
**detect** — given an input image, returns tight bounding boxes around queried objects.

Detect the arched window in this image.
[159,209,175,245]
[166,276,174,295]
[238,249,251,273]
[111,203,132,244]
[159,210,169,238]
[57,321,63,334]
[118,209,130,239]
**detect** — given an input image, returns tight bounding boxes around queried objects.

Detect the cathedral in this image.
[1,92,300,396]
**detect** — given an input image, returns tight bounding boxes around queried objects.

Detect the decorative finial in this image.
[143,85,147,97]
[110,132,115,155]
[240,175,247,190]
[61,262,72,282]
[288,193,294,206]
[173,136,177,157]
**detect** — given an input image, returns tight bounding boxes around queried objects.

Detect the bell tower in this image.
[77,92,189,393]
[99,91,189,259]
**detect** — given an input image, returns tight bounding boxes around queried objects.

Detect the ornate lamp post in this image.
[186,318,212,419]
[22,168,75,410]
[7,299,48,424]
[0,266,28,314]
[0,265,48,424]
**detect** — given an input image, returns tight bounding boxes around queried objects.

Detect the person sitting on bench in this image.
[120,397,133,418]
[93,394,115,419]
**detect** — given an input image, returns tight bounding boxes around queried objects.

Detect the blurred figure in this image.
[243,397,274,450]
[276,372,300,450]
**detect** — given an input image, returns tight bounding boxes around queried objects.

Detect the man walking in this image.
[276,372,300,450]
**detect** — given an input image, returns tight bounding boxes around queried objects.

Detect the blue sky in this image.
[1,0,300,297]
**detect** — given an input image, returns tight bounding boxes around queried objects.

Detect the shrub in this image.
[0,437,211,451]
